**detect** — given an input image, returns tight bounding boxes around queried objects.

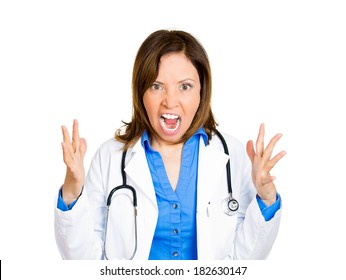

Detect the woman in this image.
[55,30,286,260]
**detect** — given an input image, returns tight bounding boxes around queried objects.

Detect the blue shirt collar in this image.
[141,128,208,150]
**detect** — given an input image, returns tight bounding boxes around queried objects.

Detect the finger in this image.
[255,123,265,156]
[262,133,283,163]
[266,151,287,173]
[246,140,255,163]
[61,142,74,165]
[61,124,77,161]
[72,119,80,153]
[61,125,71,146]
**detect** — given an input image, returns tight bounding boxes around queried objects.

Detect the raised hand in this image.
[246,123,286,206]
[61,119,87,205]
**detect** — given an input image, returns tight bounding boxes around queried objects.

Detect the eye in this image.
[150,83,163,91]
[180,83,192,91]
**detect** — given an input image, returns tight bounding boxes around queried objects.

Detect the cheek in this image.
[143,94,158,120]
[190,94,201,117]
[143,93,152,114]
[142,99,148,116]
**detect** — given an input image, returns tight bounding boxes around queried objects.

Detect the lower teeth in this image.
[160,117,180,132]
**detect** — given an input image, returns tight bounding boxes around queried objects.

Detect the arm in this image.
[54,120,105,259]
[232,124,285,259]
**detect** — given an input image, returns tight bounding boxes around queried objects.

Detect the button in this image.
[173,229,179,234]
[172,251,178,257]
[172,203,178,209]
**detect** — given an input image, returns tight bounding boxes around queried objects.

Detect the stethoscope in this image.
[104,130,239,260]
[215,130,240,216]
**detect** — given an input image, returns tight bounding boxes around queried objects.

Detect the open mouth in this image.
[160,113,181,135]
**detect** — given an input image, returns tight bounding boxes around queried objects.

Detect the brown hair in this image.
[115,29,218,150]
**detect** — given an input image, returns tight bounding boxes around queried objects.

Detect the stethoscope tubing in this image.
[104,129,238,259]
[104,151,138,260]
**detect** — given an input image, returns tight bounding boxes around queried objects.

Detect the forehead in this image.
[157,52,199,80]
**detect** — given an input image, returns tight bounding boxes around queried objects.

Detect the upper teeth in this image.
[162,114,179,119]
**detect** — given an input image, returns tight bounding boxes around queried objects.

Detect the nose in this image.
[162,88,178,109]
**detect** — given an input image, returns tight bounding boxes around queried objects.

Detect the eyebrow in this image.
[178,78,196,83]
[154,78,196,84]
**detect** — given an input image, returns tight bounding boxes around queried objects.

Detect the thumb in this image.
[79,137,87,159]
[246,140,255,163]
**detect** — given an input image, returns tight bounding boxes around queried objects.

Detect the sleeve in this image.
[54,147,107,260]
[56,187,79,211]
[256,193,282,222]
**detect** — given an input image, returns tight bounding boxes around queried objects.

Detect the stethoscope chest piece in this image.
[221,195,239,216]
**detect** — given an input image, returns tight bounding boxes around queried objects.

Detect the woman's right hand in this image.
[61,119,87,205]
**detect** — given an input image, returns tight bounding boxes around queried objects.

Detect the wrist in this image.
[61,184,83,205]
[258,193,277,207]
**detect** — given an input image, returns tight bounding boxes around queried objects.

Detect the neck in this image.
[151,139,184,156]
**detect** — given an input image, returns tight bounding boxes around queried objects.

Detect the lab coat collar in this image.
[123,134,229,208]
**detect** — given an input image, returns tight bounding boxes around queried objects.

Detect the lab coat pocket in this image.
[204,200,238,258]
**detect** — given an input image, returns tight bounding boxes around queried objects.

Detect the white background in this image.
[1,0,345,278]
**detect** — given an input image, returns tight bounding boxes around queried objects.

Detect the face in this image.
[143,52,201,147]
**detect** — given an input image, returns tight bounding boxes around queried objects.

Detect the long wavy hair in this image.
[115,29,218,150]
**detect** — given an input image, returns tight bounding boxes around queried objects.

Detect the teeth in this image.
[160,117,181,132]
[161,114,179,119]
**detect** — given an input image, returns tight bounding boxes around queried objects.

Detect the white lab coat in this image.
[54,132,281,260]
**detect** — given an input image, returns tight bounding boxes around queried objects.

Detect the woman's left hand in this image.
[246,123,286,206]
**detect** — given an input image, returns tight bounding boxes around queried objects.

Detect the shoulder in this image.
[100,137,124,150]
[89,138,131,169]
[95,136,144,158]
[98,137,124,152]
[210,131,245,152]
[209,130,249,163]
[91,138,126,161]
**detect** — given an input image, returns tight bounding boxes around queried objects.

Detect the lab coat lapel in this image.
[197,137,229,259]
[124,136,229,211]
[124,140,157,206]
[197,137,229,211]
